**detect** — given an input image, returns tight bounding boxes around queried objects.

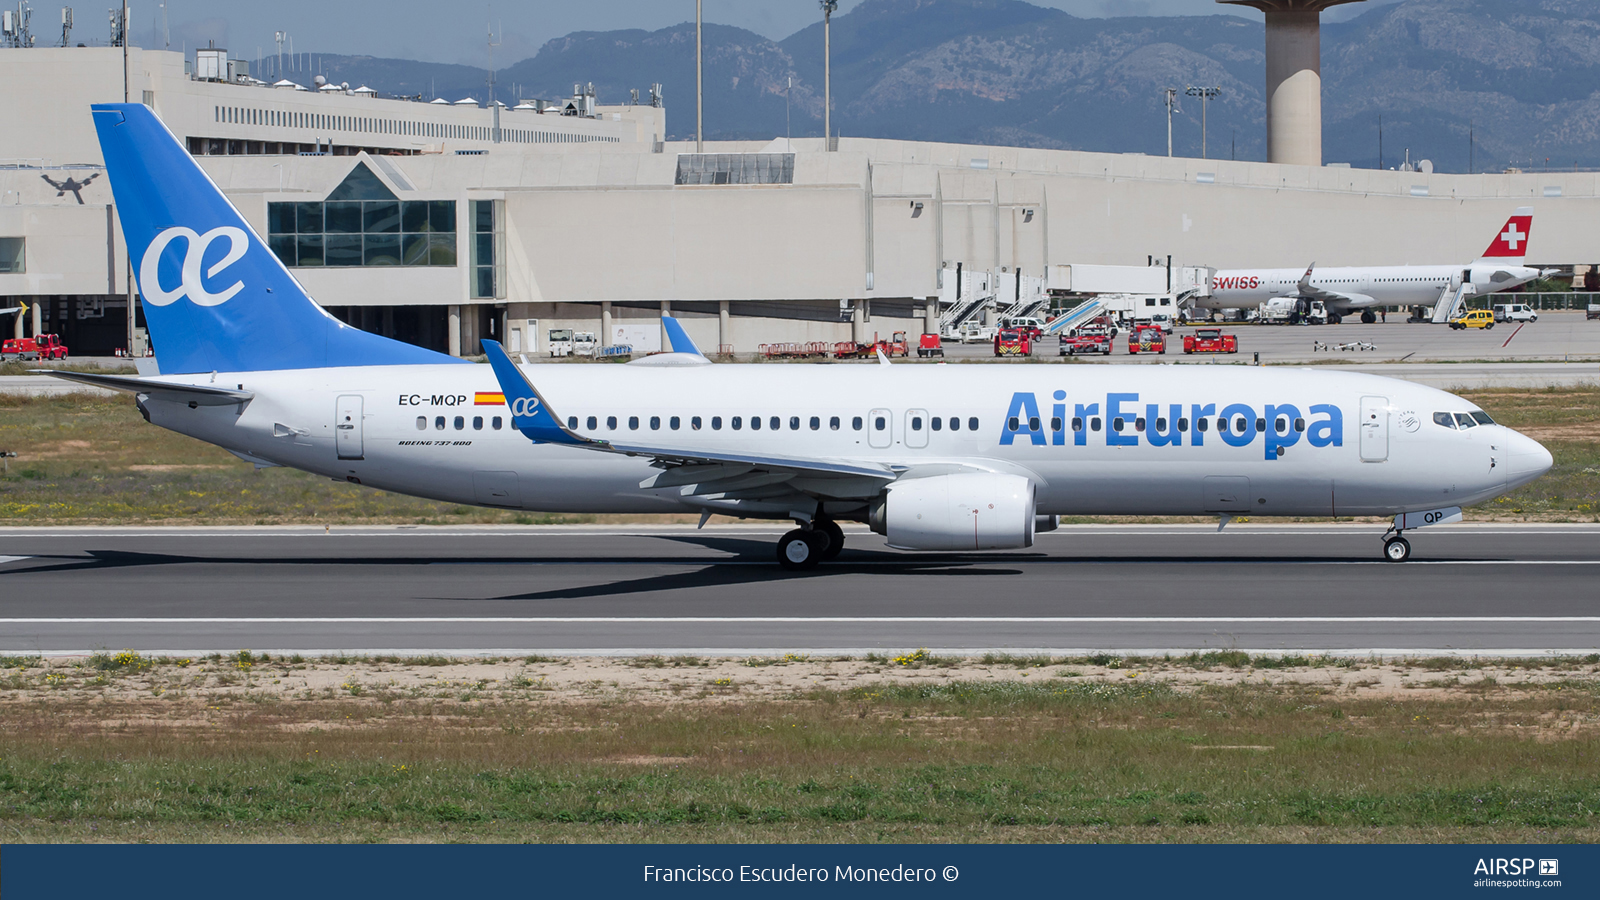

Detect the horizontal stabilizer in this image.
[44,371,253,406]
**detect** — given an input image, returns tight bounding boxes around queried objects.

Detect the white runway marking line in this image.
[5,616,1600,625]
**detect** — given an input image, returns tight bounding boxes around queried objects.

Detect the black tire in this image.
[1361,310,1376,324]
[1383,536,1411,562]
[818,520,845,561]
[1486,323,1494,330]
[777,529,824,570]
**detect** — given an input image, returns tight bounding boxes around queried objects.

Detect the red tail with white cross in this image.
[1479,207,1533,261]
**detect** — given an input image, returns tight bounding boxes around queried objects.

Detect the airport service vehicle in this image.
[999,316,1046,341]
[957,321,995,344]
[572,332,598,357]
[880,332,910,358]
[2,334,66,361]
[59,103,1553,570]
[1059,328,1112,357]
[547,329,574,357]
[1493,303,1537,323]
[1450,310,1495,330]
[1589,303,1600,321]
[1183,329,1237,355]
[1258,298,1327,325]
[1127,325,1166,355]
[1148,313,1174,334]
[1193,209,1547,324]
[916,334,944,358]
[994,328,1032,357]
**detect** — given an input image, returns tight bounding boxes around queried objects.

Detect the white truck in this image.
[1493,303,1538,323]
[1257,298,1326,325]
[547,328,575,357]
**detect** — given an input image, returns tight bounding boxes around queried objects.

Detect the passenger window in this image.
[932,417,943,432]
[751,416,762,431]
[566,416,576,430]
[670,416,681,430]
[770,416,780,431]
[1234,417,1247,433]
[830,416,840,430]
[1275,417,1287,434]
[1294,418,1305,432]
[649,416,661,430]
[1135,417,1146,432]
[492,417,502,430]
[454,416,465,430]
[713,416,724,430]
[1156,417,1167,431]
[692,416,702,430]
[587,416,597,430]
[790,416,800,430]
[1198,418,1209,433]
[435,416,445,430]
[1470,411,1495,426]
[1454,413,1477,429]
[968,417,979,431]
[1008,416,1020,432]
[416,416,426,431]
[1071,417,1083,432]
[810,416,820,430]
[1433,412,1455,429]
[629,416,640,430]
[732,416,743,430]
[1177,417,1188,431]
[1091,417,1101,432]
[1028,416,1040,432]
[1112,418,1124,432]
[1255,418,1266,433]
[473,416,483,430]
[607,416,618,430]
[852,416,863,431]
[913,416,924,431]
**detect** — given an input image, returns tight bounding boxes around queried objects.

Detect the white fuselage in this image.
[1197,263,1541,313]
[137,362,1549,519]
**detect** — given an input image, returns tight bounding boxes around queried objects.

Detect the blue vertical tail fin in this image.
[91,102,460,373]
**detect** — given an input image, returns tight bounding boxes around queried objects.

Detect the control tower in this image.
[1219,0,1364,167]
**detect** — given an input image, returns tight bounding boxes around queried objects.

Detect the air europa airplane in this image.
[57,103,1553,568]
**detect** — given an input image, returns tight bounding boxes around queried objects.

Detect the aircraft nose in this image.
[1503,429,1553,490]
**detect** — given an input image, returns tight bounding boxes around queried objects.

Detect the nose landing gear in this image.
[1383,534,1412,562]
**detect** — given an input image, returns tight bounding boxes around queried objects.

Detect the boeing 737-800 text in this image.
[52,104,1552,568]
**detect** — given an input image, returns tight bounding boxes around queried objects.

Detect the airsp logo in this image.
[1398,411,1420,433]
[139,226,249,307]
[509,397,541,417]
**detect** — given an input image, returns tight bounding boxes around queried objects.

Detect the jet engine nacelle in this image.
[869,473,1036,551]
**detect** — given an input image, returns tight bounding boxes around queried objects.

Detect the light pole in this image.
[785,75,792,151]
[695,0,703,153]
[1163,88,1179,157]
[821,0,837,151]
[1186,85,1220,159]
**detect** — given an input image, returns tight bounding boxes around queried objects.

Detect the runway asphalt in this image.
[2,524,1597,657]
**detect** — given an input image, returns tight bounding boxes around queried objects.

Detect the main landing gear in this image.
[776,518,846,570]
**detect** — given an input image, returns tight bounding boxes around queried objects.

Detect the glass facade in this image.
[470,199,505,299]
[0,237,23,274]
[266,163,455,268]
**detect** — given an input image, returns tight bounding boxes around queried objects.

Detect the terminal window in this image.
[675,153,795,185]
[0,237,22,274]
[470,199,506,299]
[267,163,455,268]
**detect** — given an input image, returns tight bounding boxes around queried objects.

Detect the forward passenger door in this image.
[1359,396,1388,462]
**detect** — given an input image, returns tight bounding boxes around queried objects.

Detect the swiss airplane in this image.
[1192,209,1544,323]
[53,103,1553,567]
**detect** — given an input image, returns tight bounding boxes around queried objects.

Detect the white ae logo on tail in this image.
[509,397,542,417]
[139,226,249,307]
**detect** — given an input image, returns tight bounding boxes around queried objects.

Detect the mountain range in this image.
[280,0,1600,172]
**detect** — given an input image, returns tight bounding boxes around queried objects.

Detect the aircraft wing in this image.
[1293,263,1376,309]
[44,370,254,406]
[481,339,897,495]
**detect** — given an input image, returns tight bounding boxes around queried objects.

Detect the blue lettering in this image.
[1308,403,1343,447]
[1052,391,1067,447]
[1073,403,1099,446]
[1106,393,1139,447]
[1145,403,1183,447]
[1000,392,1045,446]
[1190,403,1215,446]
[1263,403,1303,460]
[1219,402,1256,448]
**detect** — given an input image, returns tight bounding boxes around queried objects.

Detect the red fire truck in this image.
[994,328,1033,357]
[1127,324,1166,355]
[1,334,68,361]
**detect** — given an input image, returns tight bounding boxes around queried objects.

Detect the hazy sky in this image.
[134,0,1396,67]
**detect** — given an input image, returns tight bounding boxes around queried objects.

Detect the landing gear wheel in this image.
[777,529,825,570]
[1383,536,1412,562]
[817,520,845,561]
[1328,313,1342,325]
[1361,310,1377,324]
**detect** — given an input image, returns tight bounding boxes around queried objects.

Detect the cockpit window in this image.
[1432,412,1456,430]
[1454,413,1477,429]
[1470,411,1495,426]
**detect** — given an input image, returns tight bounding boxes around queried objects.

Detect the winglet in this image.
[661,316,705,357]
[481,339,605,447]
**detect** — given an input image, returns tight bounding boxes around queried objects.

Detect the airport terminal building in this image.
[3,45,1598,357]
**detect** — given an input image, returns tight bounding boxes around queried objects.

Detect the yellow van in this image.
[1449,309,1495,330]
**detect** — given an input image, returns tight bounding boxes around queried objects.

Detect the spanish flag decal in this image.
[474,392,505,406]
